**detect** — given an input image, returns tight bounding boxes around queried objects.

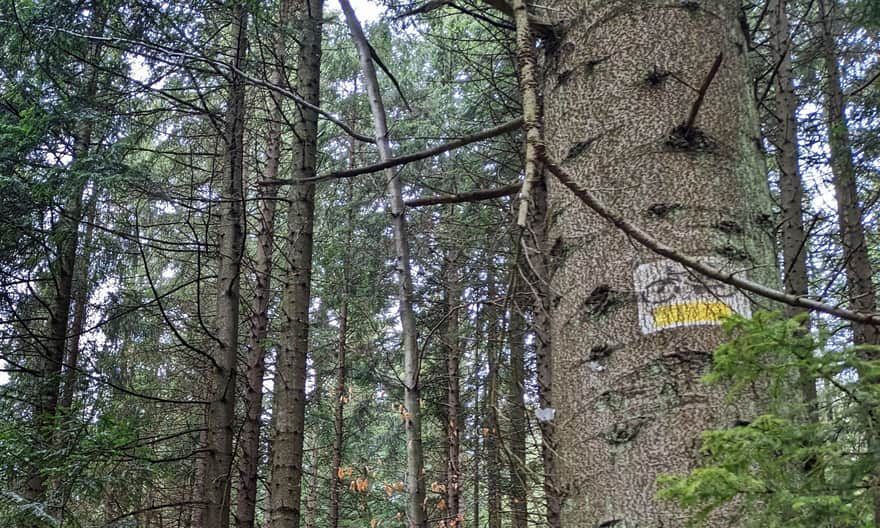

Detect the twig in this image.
[685,52,724,131]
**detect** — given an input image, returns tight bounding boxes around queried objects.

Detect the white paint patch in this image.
[634,258,751,334]
[535,407,556,422]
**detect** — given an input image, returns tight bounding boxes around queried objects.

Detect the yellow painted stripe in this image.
[652,301,732,328]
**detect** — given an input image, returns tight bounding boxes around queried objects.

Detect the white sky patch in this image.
[328,0,385,23]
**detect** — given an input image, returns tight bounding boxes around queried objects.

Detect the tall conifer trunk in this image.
[507,280,528,528]
[442,244,462,523]
[817,0,880,520]
[28,4,106,504]
[769,0,817,419]
[236,1,291,526]
[484,280,502,528]
[268,1,323,527]
[538,1,776,524]
[202,3,247,526]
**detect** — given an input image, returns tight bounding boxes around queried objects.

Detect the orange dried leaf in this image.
[437,498,447,511]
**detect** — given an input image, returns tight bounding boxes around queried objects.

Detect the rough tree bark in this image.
[338,2,428,526]
[236,1,291,526]
[538,1,777,525]
[268,1,323,527]
[201,2,247,527]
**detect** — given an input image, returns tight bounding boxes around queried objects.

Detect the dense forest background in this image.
[0,0,879,527]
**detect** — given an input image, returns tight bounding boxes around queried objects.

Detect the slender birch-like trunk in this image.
[337,3,427,526]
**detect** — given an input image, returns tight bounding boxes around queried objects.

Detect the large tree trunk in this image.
[267,1,322,527]
[236,1,291,526]
[202,3,247,527]
[539,1,776,525]
[338,3,428,526]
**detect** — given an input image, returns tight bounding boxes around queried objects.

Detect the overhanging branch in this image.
[543,156,880,327]
[405,183,520,207]
[263,117,523,185]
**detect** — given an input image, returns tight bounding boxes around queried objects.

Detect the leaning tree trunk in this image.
[202,3,247,527]
[338,3,428,526]
[268,1,322,527]
[236,1,292,526]
[538,1,777,525]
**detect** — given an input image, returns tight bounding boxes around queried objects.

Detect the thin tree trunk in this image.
[818,0,880,521]
[818,0,878,347]
[236,0,292,525]
[471,349,481,528]
[337,3,427,526]
[329,299,348,528]
[304,373,324,528]
[60,191,99,412]
[769,0,818,422]
[201,3,247,527]
[484,280,502,528]
[442,245,462,524]
[329,131,357,528]
[507,284,528,528]
[524,178,560,528]
[268,1,322,527]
